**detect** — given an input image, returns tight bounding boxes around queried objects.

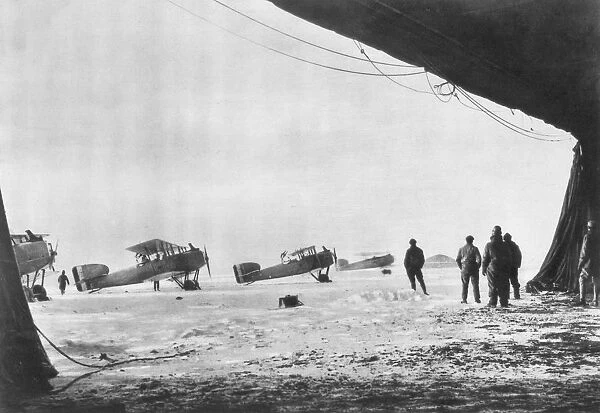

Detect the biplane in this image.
[12,230,58,290]
[233,245,335,284]
[72,239,211,292]
[336,253,395,273]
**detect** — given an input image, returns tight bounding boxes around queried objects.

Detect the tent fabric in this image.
[0,189,57,394]
[527,144,587,293]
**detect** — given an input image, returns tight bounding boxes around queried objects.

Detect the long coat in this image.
[58,274,70,290]
[579,233,600,277]
[456,244,481,274]
[505,240,522,270]
[404,245,425,271]
[482,236,512,277]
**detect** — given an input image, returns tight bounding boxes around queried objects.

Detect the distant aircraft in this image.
[12,230,58,290]
[72,239,211,292]
[336,252,395,273]
[233,245,336,284]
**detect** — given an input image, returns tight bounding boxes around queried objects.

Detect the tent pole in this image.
[0,187,57,395]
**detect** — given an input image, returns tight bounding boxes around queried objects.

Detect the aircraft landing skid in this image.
[310,266,332,283]
[172,269,201,291]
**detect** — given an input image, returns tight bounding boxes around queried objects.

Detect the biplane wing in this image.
[290,246,317,257]
[126,239,184,256]
[11,233,50,244]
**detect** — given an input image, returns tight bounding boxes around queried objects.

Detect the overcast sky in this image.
[1,0,574,276]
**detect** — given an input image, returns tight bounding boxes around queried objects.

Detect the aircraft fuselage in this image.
[234,250,334,283]
[13,241,51,276]
[337,254,395,271]
[75,248,206,290]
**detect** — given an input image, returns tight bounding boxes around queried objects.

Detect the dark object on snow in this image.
[176,296,183,300]
[99,353,116,362]
[382,269,392,275]
[279,295,303,308]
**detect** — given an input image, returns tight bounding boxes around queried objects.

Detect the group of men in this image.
[456,226,522,307]
[403,225,522,307]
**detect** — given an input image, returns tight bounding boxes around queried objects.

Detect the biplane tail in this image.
[232,262,261,284]
[72,264,109,292]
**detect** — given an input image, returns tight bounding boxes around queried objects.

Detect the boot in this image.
[513,288,521,300]
[419,280,429,295]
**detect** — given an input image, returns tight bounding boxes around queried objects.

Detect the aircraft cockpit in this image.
[135,253,151,267]
[291,246,318,259]
[128,238,202,268]
[10,231,49,246]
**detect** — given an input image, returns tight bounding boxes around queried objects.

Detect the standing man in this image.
[577,220,600,306]
[456,235,482,304]
[482,226,512,308]
[57,270,70,295]
[153,280,160,292]
[503,233,522,299]
[404,239,429,295]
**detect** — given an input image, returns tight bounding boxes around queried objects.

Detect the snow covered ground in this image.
[10,267,600,412]
[32,268,459,376]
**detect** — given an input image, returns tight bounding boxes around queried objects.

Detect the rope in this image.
[425,71,453,103]
[352,40,433,95]
[35,324,194,369]
[413,45,571,141]
[455,86,571,142]
[210,0,415,68]
[165,0,424,78]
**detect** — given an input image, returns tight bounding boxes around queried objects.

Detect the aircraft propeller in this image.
[204,245,212,279]
[48,241,58,271]
[333,248,337,264]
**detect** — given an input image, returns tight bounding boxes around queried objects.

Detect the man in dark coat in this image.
[482,226,513,307]
[404,239,428,295]
[503,233,522,299]
[456,235,482,304]
[577,220,600,306]
[57,270,70,295]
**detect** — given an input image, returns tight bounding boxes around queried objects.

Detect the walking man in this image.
[404,239,428,295]
[482,226,512,307]
[503,233,522,299]
[456,235,481,304]
[577,220,600,306]
[57,270,70,295]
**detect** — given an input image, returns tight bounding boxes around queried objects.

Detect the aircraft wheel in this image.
[32,284,49,301]
[183,280,199,291]
[318,273,331,283]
